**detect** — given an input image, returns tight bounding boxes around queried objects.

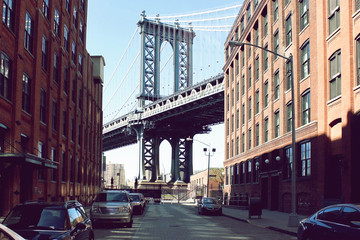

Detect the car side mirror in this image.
[71,222,86,235]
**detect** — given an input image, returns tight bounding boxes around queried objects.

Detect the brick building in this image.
[189,168,224,199]
[0,0,104,216]
[223,0,360,215]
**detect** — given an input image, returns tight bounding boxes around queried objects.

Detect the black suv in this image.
[2,200,94,240]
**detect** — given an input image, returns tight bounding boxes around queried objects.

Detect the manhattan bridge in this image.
[102,4,242,185]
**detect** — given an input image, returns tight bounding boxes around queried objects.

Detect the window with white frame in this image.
[301,90,311,125]
[300,0,309,31]
[0,52,11,101]
[300,141,311,177]
[329,50,341,99]
[274,110,280,138]
[329,0,340,35]
[286,102,292,132]
[300,40,310,79]
[2,0,14,31]
[22,73,31,113]
[24,12,33,53]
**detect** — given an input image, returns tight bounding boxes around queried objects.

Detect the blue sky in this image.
[86,0,243,181]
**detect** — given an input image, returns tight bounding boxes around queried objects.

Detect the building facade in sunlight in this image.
[223,0,360,214]
[0,0,104,216]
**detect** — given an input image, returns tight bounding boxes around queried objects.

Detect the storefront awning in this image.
[0,153,58,169]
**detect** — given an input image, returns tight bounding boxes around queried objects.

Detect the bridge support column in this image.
[170,137,193,183]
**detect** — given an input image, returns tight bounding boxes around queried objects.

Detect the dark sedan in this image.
[2,200,94,240]
[297,203,360,240]
[197,197,222,215]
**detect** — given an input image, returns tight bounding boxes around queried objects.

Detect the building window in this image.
[356,37,360,86]
[231,89,234,107]
[248,66,252,88]
[64,25,69,52]
[273,30,279,59]
[80,21,84,42]
[53,53,58,83]
[65,0,70,13]
[52,100,58,130]
[248,97,252,120]
[255,123,260,146]
[273,0,279,21]
[226,94,229,111]
[72,42,76,63]
[62,110,67,137]
[300,141,311,177]
[73,6,77,28]
[255,25,259,46]
[285,14,292,47]
[255,89,260,114]
[236,137,239,155]
[285,0,291,6]
[242,75,245,95]
[329,0,340,35]
[77,158,81,183]
[286,102,292,132]
[255,56,259,80]
[225,167,229,185]
[43,0,49,20]
[38,142,45,179]
[40,88,46,123]
[0,52,11,101]
[356,0,360,11]
[236,82,240,101]
[247,3,251,21]
[63,66,69,94]
[264,80,269,107]
[54,9,60,36]
[300,0,309,31]
[253,158,260,183]
[286,60,292,91]
[70,155,74,182]
[78,54,83,75]
[231,114,234,133]
[248,128,252,150]
[22,73,31,113]
[247,160,251,183]
[263,9,268,36]
[301,90,311,125]
[236,109,240,129]
[329,50,341,99]
[274,70,280,100]
[285,146,292,179]
[71,117,75,141]
[2,0,14,31]
[62,152,67,181]
[72,79,76,103]
[264,44,269,71]
[274,110,280,138]
[241,132,245,152]
[51,148,56,181]
[242,49,245,67]
[264,117,269,142]
[242,103,245,125]
[24,12,33,53]
[300,40,310,79]
[42,36,48,71]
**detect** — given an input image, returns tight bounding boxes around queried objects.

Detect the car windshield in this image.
[203,198,218,204]
[3,206,66,230]
[94,192,128,202]
[130,195,140,201]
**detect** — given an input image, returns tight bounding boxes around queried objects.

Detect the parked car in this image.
[90,190,133,228]
[129,193,146,214]
[0,223,26,240]
[197,197,222,215]
[2,200,94,240]
[297,203,360,240]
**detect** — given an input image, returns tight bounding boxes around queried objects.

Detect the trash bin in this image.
[248,197,262,219]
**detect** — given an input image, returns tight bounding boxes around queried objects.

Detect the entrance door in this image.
[261,177,268,209]
[20,165,33,203]
[270,176,279,210]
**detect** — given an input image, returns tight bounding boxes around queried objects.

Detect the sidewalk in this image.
[221,205,306,237]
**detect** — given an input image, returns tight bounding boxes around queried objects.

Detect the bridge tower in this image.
[133,12,196,183]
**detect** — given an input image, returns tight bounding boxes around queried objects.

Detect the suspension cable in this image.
[103,51,140,111]
[147,4,242,19]
[103,27,138,93]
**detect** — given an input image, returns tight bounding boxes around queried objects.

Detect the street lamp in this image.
[229,41,298,227]
[203,147,216,197]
